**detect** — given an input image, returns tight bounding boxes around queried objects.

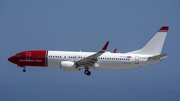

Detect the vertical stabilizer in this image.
[127,26,169,55]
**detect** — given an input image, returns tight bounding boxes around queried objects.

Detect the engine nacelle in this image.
[60,61,79,72]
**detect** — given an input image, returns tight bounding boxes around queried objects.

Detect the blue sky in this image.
[0,0,180,101]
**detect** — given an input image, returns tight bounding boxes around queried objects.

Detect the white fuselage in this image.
[47,50,160,70]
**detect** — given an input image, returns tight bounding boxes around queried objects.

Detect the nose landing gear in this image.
[84,70,91,76]
[22,67,26,72]
[23,69,26,72]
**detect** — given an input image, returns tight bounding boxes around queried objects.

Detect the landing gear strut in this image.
[84,70,91,76]
[22,67,26,72]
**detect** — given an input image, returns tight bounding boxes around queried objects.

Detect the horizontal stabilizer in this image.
[148,53,167,60]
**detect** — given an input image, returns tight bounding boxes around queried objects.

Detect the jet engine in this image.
[60,61,79,72]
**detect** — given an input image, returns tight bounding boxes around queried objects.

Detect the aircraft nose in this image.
[8,56,14,63]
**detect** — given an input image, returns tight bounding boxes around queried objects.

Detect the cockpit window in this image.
[15,53,20,57]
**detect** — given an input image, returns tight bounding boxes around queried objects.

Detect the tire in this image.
[23,69,26,72]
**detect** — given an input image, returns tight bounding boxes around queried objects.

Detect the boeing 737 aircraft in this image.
[8,26,169,76]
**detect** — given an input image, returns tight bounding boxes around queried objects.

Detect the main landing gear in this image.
[84,70,91,76]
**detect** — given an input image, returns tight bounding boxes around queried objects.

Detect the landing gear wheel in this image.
[84,70,91,76]
[84,70,88,74]
[23,68,26,72]
[87,71,91,76]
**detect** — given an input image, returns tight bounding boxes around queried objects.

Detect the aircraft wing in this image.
[76,41,109,67]
[113,48,117,53]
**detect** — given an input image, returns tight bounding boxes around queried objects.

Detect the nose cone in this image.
[8,56,13,62]
[8,55,22,66]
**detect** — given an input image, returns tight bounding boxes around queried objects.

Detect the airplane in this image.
[8,26,169,76]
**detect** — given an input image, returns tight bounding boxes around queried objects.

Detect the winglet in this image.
[113,49,117,53]
[102,41,109,51]
[159,26,169,32]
